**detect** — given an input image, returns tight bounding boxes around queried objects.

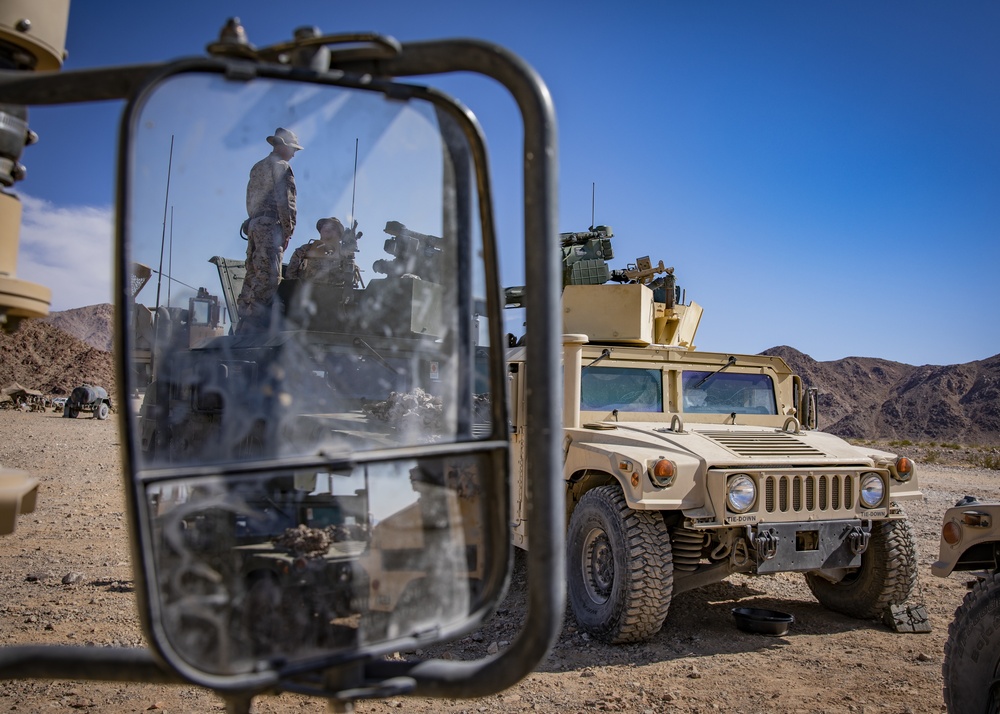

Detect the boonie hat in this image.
[267,127,304,150]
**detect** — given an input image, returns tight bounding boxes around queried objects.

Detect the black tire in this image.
[95,403,110,420]
[64,405,78,418]
[942,573,1000,714]
[805,517,918,619]
[566,484,673,644]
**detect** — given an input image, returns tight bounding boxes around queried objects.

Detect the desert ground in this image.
[0,409,997,713]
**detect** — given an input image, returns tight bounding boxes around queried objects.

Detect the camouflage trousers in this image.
[236,217,285,333]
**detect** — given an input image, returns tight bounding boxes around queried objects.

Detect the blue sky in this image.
[13,1,1000,366]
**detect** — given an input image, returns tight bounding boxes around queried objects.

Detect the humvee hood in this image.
[580,423,887,467]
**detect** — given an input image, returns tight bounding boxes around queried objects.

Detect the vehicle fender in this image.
[932,500,1000,577]
[564,437,705,514]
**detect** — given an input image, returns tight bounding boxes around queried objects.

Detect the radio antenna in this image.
[350,137,359,221]
[590,182,595,230]
[154,135,174,313]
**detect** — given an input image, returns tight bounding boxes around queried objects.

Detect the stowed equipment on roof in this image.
[506,225,703,349]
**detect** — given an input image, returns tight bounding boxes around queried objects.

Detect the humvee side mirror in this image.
[0,29,563,708]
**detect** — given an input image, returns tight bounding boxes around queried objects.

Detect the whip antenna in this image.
[591,182,595,230]
[351,137,358,221]
[154,135,174,313]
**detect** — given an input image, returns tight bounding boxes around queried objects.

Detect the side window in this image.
[580,367,662,412]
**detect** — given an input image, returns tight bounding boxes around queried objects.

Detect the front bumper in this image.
[750,519,870,574]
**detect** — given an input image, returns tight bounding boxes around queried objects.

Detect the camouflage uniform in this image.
[287,244,354,285]
[286,217,357,286]
[285,239,318,280]
[236,135,299,333]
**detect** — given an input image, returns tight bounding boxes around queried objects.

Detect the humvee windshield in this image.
[682,370,777,415]
[580,367,663,412]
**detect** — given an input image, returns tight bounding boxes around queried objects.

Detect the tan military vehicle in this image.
[933,497,1000,713]
[507,226,922,643]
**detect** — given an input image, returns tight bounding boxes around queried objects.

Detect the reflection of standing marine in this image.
[236,127,301,333]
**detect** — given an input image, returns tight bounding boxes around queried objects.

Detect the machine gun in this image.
[504,224,681,308]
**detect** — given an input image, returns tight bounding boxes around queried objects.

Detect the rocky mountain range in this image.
[0,304,115,397]
[763,346,1000,447]
[1,305,997,446]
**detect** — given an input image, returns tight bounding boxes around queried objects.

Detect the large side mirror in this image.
[0,30,563,708]
[122,60,511,691]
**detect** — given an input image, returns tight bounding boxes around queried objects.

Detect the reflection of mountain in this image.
[0,305,115,396]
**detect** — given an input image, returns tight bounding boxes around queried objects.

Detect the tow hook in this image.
[753,527,778,561]
[848,525,871,555]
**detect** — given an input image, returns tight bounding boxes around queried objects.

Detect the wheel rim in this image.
[581,526,614,604]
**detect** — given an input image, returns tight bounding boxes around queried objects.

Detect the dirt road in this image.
[0,410,996,713]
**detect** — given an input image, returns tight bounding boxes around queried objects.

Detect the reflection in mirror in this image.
[126,72,494,469]
[123,70,508,678]
[148,454,492,674]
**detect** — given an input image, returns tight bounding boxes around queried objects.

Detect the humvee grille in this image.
[762,473,855,514]
[700,431,827,458]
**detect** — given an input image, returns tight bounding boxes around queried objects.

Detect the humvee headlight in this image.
[942,520,962,545]
[859,473,885,509]
[648,458,677,488]
[893,456,914,482]
[726,474,756,513]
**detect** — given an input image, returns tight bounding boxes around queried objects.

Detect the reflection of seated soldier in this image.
[285,217,361,286]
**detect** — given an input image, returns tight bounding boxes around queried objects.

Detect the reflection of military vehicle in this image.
[152,459,486,662]
[64,384,112,419]
[933,497,1000,713]
[130,262,226,390]
[139,219,448,463]
[159,479,372,656]
[360,461,485,641]
[508,226,922,643]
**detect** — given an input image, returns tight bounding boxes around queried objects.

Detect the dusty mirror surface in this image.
[123,71,505,674]
[148,455,492,674]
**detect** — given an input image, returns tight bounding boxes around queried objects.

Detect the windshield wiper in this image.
[692,355,737,389]
[583,348,612,369]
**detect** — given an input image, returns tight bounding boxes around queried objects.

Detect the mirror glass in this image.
[148,454,495,674]
[123,70,505,675]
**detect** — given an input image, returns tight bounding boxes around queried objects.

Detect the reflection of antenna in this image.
[350,137,359,222]
[154,135,174,313]
[150,268,197,292]
[167,206,173,308]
